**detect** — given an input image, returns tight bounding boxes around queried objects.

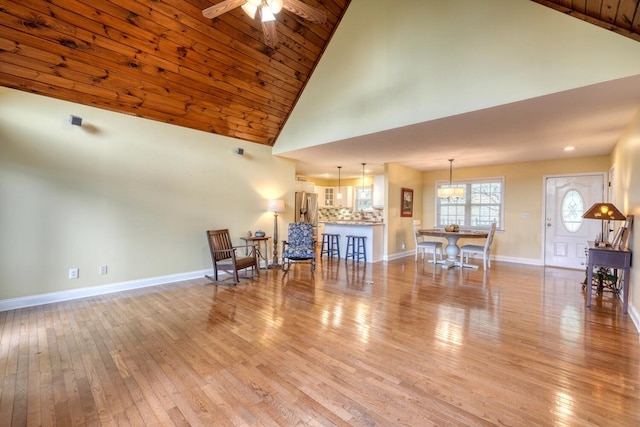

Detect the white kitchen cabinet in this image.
[316,186,332,207]
[335,186,353,208]
[317,186,353,208]
[295,181,315,193]
[373,175,384,208]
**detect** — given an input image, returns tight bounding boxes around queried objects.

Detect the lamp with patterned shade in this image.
[582,202,626,246]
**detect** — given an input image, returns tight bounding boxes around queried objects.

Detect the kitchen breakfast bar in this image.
[321,222,384,263]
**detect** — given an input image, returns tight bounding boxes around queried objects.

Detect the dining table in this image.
[418,229,489,269]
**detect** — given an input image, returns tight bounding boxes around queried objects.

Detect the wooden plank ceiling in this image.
[0,0,350,146]
[1,1,639,147]
[532,0,640,42]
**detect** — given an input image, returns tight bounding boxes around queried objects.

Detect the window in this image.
[355,186,372,211]
[436,177,504,230]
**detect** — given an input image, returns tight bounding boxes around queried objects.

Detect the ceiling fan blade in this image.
[202,0,247,19]
[282,0,327,24]
[261,20,278,48]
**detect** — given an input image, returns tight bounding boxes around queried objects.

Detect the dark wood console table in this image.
[585,241,632,314]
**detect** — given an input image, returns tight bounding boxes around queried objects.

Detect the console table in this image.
[585,241,632,314]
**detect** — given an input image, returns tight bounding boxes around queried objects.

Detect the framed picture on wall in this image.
[401,188,413,217]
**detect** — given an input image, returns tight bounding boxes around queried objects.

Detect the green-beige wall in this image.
[612,108,640,320]
[0,88,295,302]
[417,156,610,261]
[2,87,639,328]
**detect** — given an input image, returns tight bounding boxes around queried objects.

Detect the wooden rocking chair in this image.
[205,229,258,285]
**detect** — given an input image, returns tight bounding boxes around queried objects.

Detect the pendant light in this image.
[361,163,366,196]
[437,159,465,198]
[336,166,342,200]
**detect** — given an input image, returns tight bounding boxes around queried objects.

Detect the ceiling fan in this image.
[202,0,327,48]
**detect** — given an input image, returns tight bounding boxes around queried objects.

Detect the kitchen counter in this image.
[322,222,384,262]
[322,221,384,226]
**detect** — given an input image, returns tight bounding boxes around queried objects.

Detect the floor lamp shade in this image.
[268,199,285,213]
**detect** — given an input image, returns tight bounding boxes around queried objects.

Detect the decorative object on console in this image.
[254,230,265,237]
[267,199,285,268]
[444,224,459,232]
[582,202,626,246]
[437,159,465,199]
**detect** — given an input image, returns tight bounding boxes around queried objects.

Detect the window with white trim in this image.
[436,177,504,230]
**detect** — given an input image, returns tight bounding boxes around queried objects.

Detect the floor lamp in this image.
[267,199,285,269]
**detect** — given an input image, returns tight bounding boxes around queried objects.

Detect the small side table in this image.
[241,236,270,269]
[585,241,632,314]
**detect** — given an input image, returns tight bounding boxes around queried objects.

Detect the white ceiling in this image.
[279,74,640,179]
[272,0,640,180]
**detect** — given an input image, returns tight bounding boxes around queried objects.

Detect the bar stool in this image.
[345,235,366,263]
[320,233,340,258]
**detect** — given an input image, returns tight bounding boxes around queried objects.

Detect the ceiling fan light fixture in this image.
[261,5,276,22]
[267,0,283,14]
[241,3,258,19]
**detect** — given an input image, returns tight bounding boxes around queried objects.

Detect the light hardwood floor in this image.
[1,258,638,426]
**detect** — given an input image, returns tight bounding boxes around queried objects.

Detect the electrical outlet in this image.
[69,268,79,279]
[401,243,406,250]
[100,265,108,275]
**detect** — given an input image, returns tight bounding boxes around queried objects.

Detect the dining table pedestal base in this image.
[420,229,489,270]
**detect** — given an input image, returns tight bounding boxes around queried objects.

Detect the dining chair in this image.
[459,222,497,270]
[412,219,443,264]
[205,229,259,285]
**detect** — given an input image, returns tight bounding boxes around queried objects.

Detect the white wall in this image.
[274,0,640,154]
[612,107,640,327]
[0,88,295,302]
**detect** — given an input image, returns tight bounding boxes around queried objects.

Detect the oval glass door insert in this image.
[561,190,584,233]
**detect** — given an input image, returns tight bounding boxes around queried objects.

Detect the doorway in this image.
[544,174,605,269]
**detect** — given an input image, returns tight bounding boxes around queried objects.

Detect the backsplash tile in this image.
[318,207,384,222]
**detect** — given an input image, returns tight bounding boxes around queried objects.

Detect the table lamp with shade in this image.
[582,202,626,246]
[267,199,285,268]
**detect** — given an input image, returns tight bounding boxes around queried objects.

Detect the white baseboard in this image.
[385,251,543,266]
[627,302,640,336]
[0,269,213,312]
[4,264,638,335]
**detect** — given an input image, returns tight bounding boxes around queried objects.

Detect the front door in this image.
[544,174,605,269]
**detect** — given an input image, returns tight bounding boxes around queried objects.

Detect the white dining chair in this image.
[412,220,443,264]
[459,222,497,270]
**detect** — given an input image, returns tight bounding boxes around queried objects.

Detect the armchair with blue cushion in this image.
[282,222,316,274]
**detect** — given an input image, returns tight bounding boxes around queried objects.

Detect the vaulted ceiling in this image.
[0,0,350,146]
[1,0,640,150]
[532,0,640,42]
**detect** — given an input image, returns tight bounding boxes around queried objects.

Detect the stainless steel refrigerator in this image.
[295,191,318,239]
